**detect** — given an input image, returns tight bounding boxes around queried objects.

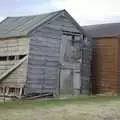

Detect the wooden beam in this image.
[6,87,9,95]
[0,56,28,82]
[3,87,5,103]
[19,88,23,97]
[0,36,27,40]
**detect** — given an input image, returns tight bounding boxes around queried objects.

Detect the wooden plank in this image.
[19,88,23,97]
[31,30,61,39]
[0,37,29,56]
[0,56,28,82]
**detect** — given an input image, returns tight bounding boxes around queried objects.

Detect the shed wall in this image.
[26,14,92,95]
[0,37,29,56]
[0,37,29,75]
[0,37,29,95]
[26,27,61,94]
[26,15,86,95]
[0,59,28,88]
[91,37,118,93]
[117,38,120,93]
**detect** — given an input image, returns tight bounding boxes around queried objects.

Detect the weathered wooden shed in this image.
[83,23,120,94]
[0,10,92,97]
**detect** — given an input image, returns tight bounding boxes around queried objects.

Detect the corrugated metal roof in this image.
[0,10,62,38]
[82,23,120,38]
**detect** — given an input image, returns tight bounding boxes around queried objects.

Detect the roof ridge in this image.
[0,17,8,25]
[6,9,65,18]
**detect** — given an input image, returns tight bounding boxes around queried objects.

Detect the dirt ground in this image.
[0,96,120,120]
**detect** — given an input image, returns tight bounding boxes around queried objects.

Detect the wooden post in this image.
[3,87,5,104]
[14,88,17,96]
[56,64,61,97]
[6,87,9,96]
[19,88,23,99]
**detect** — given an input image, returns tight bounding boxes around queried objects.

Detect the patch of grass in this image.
[0,96,120,120]
[0,96,120,109]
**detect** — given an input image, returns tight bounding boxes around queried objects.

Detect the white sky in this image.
[0,0,120,25]
[51,0,120,25]
[0,17,4,22]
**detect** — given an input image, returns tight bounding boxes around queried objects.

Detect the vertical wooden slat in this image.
[91,37,118,94]
[3,87,5,103]
[19,88,23,97]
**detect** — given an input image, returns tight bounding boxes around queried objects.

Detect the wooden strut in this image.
[0,56,28,82]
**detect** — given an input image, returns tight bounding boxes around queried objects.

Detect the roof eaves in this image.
[93,34,120,39]
[0,17,8,25]
[0,35,27,40]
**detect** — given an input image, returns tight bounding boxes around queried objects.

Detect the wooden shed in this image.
[0,10,92,97]
[83,23,120,94]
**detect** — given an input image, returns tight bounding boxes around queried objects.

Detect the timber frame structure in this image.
[0,10,92,97]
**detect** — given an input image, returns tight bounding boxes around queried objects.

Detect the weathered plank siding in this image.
[26,28,61,94]
[26,14,92,95]
[0,37,29,56]
[44,15,80,33]
[91,37,118,94]
[0,59,28,88]
[26,15,80,95]
[59,34,81,95]
[0,10,92,97]
[0,37,29,96]
[81,47,92,94]
[0,37,29,75]
[117,38,120,93]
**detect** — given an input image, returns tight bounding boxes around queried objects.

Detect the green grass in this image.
[0,96,120,109]
[0,96,120,120]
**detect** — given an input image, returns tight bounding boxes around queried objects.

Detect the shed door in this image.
[73,71,81,95]
[59,33,81,95]
[60,69,73,94]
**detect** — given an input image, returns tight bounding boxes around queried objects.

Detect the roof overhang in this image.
[93,33,120,39]
[0,35,27,40]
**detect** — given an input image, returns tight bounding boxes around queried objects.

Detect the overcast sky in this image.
[0,0,120,25]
